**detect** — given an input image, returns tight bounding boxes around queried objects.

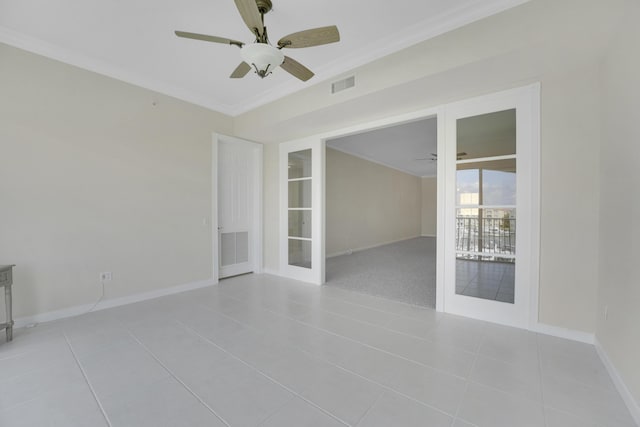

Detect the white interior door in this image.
[279,138,325,284]
[443,85,540,328]
[217,137,259,279]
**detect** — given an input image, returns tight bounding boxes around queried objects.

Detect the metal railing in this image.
[456,216,516,257]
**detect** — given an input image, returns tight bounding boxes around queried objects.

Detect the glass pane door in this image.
[455,110,517,303]
[280,139,325,284]
[288,149,312,269]
[443,85,539,329]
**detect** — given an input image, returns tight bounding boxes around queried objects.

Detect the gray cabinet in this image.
[0,265,15,342]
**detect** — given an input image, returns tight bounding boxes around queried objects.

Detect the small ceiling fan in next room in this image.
[414,152,468,161]
[174,0,340,82]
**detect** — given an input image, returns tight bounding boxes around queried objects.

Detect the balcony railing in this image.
[456,216,516,260]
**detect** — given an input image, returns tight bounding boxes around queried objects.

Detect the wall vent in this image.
[331,76,355,94]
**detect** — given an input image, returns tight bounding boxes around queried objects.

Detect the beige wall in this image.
[536,65,602,333]
[326,148,421,256]
[0,43,233,319]
[421,177,437,236]
[597,0,640,404]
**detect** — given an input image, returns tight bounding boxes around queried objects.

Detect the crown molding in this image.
[1,0,529,117]
[0,26,234,116]
[327,144,432,178]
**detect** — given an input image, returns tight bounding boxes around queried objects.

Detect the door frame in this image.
[212,133,263,282]
[278,107,446,310]
[277,83,539,328]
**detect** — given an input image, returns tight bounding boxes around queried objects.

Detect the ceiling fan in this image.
[174,0,340,82]
[414,152,468,161]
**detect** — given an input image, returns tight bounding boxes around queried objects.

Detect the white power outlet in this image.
[100,272,112,282]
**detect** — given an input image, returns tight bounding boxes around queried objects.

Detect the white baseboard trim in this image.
[532,322,595,344]
[594,338,640,425]
[421,234,436,238]
[327,235,422,258]
[14,278,218,328]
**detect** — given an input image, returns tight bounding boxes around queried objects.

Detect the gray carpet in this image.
[325,237,436,308]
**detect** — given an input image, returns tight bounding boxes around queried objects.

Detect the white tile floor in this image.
[0,274,636,427]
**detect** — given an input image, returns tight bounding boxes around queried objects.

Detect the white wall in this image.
[597,0,640,406]
[0,43,233,319]
[421,177,437,236]
[326,148,421,256]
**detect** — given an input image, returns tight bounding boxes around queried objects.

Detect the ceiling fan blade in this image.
[175,31,243,47]
[281,56,314,82]
[278,25,340,49]
[230,62,252,78]
[234,0,264,37]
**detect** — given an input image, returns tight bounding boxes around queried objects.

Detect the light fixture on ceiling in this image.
[240,43,285,78]
[174,0,340,82]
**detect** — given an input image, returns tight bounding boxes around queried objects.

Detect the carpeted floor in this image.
[325,237,436,308]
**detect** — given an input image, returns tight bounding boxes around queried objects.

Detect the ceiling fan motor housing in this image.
[256,0,272,14]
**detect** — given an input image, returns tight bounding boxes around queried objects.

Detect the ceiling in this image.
[0,0,528,116]
[326,108,517,177]
[327,118,438,177]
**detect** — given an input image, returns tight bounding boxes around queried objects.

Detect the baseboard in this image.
[421,234,436,238]
[532,322,595,344]
[327,235,422,258]
[594,338,640,425]
[14,278,218,328]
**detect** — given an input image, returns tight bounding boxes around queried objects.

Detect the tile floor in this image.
[0,274,636,427]
[326,237,436,308]
[455,260,515,303]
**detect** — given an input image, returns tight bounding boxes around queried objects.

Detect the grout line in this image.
[254,395,298,426]
[199,297,469,382]
[215,291,478,380]
[450,331,484,426]
[123,330,232,427]
[201,284,591,416]
[63,333,113,427]
[536,333,550,427]
[177,321,351,427]
[252,273,439,320]
[353,391,384,427]
[190,300,457,419]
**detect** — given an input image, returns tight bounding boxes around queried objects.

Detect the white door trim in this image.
[212,133,263,282]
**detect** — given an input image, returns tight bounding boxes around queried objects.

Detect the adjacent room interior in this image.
[324,118,438,307]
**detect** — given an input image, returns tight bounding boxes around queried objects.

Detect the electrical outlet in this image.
[604,305,609,320]
[100,272,112,282]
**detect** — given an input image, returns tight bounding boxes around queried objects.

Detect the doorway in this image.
[324,118,438,307]
[213,134,263,281]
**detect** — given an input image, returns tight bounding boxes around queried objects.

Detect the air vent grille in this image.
[331,76,355,94]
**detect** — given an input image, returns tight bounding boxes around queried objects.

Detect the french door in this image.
[279,138,325,284]
[443,85,539,328]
